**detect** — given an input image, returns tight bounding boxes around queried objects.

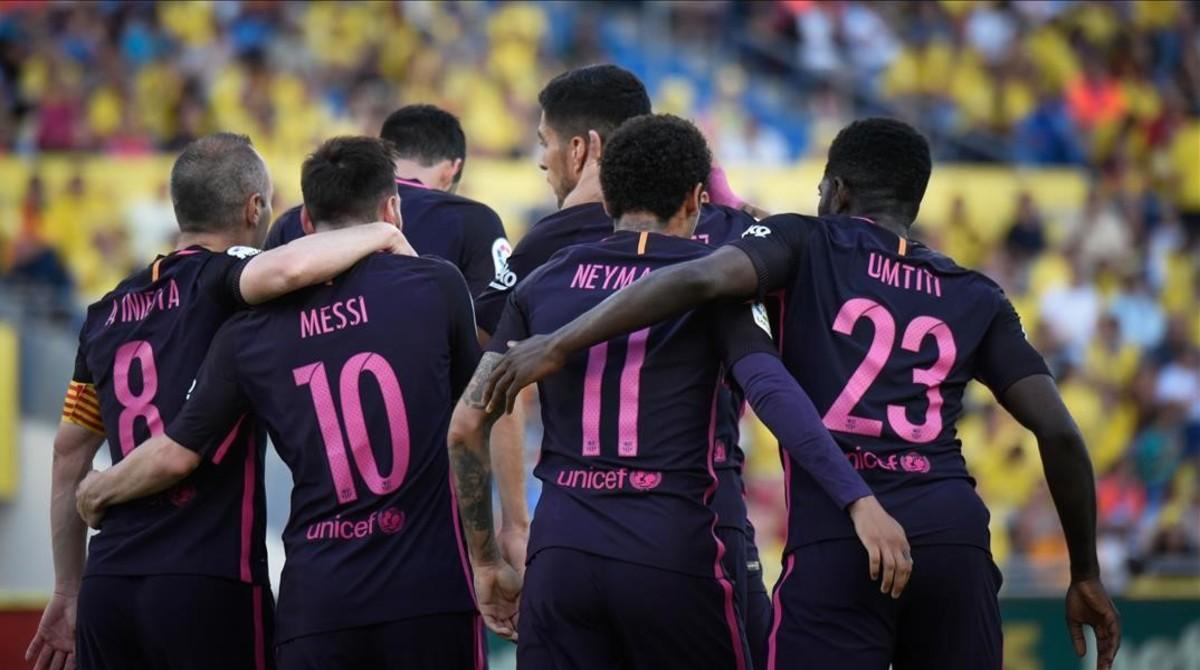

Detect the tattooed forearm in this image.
[449,437,501,564]
[463,353,503,410]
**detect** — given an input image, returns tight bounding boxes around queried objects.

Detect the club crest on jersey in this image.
[168,483,197,507]
[378,507,406,535]
[900,452,931,474]
[743,225,772,239]
[629,471,663,491]
[225,245,261,259]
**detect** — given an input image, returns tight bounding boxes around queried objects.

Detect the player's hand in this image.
[848,495,912,598]
[498,525,529,576]
[1066,577,1121,670]
[474,561,523,641]
[484,334,567,414]
[25,590,76,670]
[561,130,603,210]
[375,222,417,257]
[74,471,106,530]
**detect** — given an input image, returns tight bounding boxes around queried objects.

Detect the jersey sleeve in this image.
[456,203,511,298]
[710,300,779,369]
[164,323,251,460]
[474,225,555,334]
[726,214,816,298]
[61,335,105,435]
[974,295,1051,395]
[198,247,261,309]
[436,263,483,400]
[484,292,532,357]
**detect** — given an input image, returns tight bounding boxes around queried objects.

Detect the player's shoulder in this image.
[750,212,825,236]
[698,203,755,233]
[265,206,304,249]
[408,186,502,226]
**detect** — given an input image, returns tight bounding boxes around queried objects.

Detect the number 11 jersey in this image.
[165,252,481,644]
[729,215,1050,553]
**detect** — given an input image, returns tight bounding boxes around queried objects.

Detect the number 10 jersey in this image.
[729,214,1050,553]
[165,252,481,644]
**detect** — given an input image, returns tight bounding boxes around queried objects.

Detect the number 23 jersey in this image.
[729,215,1049,552]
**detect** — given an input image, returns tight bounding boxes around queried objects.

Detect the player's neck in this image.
[393,160,446,192]
[614,212,691,238]
[843,208,911,240]
[176,231,245,253]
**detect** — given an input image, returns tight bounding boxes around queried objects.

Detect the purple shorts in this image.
[767,540,1002,670]
[717,526,771,670]
[275,612,485,670]
[518,547,749,670]
[77,574,273,670]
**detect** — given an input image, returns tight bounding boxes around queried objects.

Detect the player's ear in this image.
[300,206,316,236]
[832,176,852,214]
[380,194,402,228]
[245,193,265,229]
[685,183,703,217]
[445,158,464,191]
[569,134,588,174]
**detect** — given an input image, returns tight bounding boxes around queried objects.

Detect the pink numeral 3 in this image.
[294,352,411,504]
[822,299,956,444]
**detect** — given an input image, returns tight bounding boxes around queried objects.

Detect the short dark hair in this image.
[170,133,269,233]
[601,114,711,222]
[825,118,932,220]
[538,64,651,142]
[379,104,466,182]
[301,136,397,227]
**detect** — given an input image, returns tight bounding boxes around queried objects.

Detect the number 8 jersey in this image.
[165,253,481,645]
[728,214,1050,553]
[65,246,270,586]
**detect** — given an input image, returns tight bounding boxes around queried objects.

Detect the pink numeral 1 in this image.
[113,340,164,456]
[580,328,651,458]
[294,352,411,504]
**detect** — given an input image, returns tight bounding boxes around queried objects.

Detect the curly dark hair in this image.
[538,64,651,142]
[825,117,932,220]
[601,114,712,222]
[301,136,397,227]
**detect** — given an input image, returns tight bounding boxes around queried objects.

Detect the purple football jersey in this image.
[166,252,481,643]
[488,230,776,578]
[71,246,269,585]
[730,214,1049,552]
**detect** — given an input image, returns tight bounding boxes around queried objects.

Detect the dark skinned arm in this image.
[999,374,1121,670]
[484,245,759,412]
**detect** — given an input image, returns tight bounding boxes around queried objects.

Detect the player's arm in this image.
[237,221,416,305]
[979,300,1120,670]
[458,204,511,298]
[718,303,912,597]
[75,327,247,528]
[484,214,809,411]
[28,351,105,670]
[448,354,522,640]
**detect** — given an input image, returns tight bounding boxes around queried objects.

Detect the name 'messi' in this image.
[300,296,369,339]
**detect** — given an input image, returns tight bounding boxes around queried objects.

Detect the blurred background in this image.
[0,1,1197,668]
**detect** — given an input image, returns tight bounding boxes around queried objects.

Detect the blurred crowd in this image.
[0,1,1197,594]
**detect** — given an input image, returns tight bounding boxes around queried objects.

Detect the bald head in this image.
[170,133,272,234]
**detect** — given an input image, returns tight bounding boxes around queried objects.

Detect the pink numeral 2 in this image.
[822,298,956,444]
[294,352,411,504]
[581,328,650,457]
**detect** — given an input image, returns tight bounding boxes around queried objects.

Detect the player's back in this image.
[265,180,508,295]
[74,246,267,584]
[498,231,731,577]
[754,214,1043,550]
[215,252,479,643]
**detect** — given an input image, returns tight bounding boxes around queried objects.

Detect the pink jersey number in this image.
[823,299,956,444]
[581,328,651,457]
[294,352,411,504]
[112,340,164,456]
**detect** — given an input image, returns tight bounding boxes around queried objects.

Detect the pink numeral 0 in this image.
[581,328,650,457]
[113,340,164,456]
[822,298,957,444]
[293,352,411,504]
